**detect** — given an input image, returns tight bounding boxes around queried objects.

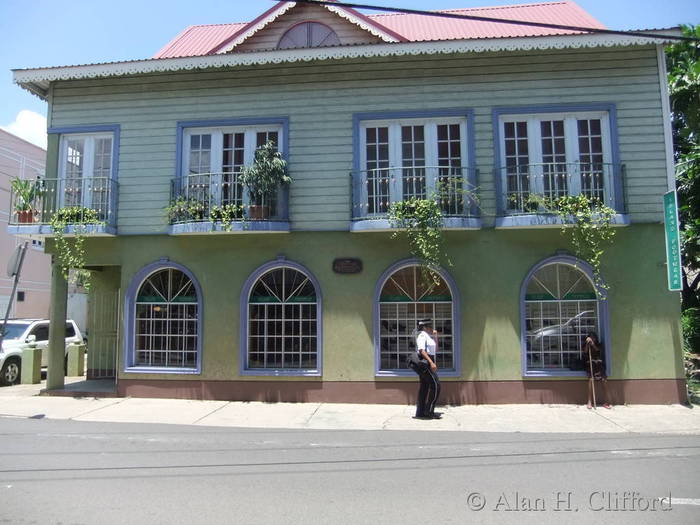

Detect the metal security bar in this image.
[169,173,289,223]
[351,166,479,220]
[498,162,625,215]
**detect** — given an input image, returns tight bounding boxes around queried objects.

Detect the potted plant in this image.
[11,177,43,223]
[239,140,291,220]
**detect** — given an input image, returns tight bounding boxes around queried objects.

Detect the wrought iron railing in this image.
[350,166,479,220]
[8,177,118,227]
[169,173,289,223]
[497,162,626,215]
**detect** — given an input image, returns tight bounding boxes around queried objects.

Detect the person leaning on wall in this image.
[584,332,611,409]
[406,319,442,419]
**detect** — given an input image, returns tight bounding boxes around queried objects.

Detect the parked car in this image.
[0,319,83,386]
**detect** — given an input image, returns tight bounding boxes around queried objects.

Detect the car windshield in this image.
[0,323,31,340]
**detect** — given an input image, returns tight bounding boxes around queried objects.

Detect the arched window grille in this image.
[523,258,607,374]
[278,22,341,49]
[377,263,456,373]
[132,266,200,370]
[245,264,321,372]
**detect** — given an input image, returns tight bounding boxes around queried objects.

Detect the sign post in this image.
[0,242,28,345]
[663,191,683,291]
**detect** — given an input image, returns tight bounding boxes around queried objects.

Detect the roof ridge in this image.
[185,21,248,28]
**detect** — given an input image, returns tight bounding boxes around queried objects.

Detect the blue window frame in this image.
[124,260,203,374]
[374,259,461,377]
[520,255,611,378]
[240,258,322,376]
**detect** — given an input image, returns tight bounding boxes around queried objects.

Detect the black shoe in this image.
[413,415,432,420]
[430,413,442,419]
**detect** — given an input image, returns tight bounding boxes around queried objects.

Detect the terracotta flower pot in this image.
[16,210,35,224]
[248,205,270,220]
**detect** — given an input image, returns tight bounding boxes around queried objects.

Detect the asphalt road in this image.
[0,417,699,525]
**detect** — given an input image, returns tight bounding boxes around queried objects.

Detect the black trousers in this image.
[411,362,441,416]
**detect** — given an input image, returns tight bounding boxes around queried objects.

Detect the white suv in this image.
[0,319,83,386]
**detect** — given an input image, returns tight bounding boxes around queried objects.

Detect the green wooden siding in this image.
[48,45,669,234]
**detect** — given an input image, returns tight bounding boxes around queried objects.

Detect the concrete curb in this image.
[0,392,698,433]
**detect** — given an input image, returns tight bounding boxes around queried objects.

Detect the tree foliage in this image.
[667,25,700,309]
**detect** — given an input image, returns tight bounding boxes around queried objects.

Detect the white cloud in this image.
[1,110,48,149]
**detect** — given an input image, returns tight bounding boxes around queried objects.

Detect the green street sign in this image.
[663,191,682,291]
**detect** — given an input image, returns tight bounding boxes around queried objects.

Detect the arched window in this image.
[375,261,459,375]
[522,256,608,376]
[278,22,341,49]
[125,262,202,372]
[242,260,322,374]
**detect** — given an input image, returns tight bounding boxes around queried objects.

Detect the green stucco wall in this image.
[62,223,683,383]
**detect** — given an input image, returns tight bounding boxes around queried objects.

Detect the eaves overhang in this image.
[14,29,681,101]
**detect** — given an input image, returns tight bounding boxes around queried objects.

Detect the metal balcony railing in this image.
[8,177,118,227]
[497,162,626,215]
[169,173,289,224]
[351,166,479,220]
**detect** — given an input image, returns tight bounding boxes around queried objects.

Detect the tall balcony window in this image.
[170,120,290,233]
[8,129,119,234]
[351,113,479,231]
[496,110,624,216]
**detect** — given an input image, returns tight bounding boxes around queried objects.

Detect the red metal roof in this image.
[373,2,606,42]
[154,1,606,59]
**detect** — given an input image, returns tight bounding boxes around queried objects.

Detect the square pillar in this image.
[46,259,68,390]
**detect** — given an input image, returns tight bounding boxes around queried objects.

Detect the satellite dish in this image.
[6,245,24,278]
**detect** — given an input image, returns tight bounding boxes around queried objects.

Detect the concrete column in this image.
[46,259,68,390]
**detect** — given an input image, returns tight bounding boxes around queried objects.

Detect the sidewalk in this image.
[1,380,699,433]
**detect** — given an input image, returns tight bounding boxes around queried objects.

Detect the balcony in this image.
[350,166,481,232]
[7,177,118,236]
[168,173,290,234]
[495,162,629,228]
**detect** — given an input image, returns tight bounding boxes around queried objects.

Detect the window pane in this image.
[247,267,318,370]
[134,268,198,369]
[525,263,599,372]
[379,265,454,371]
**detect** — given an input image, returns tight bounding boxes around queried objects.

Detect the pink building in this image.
[0,129,51,319]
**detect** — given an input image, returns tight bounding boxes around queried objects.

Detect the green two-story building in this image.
[9,0,685,404]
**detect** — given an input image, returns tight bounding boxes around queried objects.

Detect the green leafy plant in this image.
[239,140,292,206]
[520,193,616,289]
[11,177,44,212]
[682,308,700,403]
[388,198,449,284]
[209,203,246,232]
[165,196,206,224]
[50,206,102,288]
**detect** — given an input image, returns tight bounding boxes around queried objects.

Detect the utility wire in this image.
[292,0,699,43]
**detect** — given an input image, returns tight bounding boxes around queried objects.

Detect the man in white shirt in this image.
[411,319,441,419]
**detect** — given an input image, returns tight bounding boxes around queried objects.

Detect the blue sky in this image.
[1,0,698,147]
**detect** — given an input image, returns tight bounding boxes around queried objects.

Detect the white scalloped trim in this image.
[15,32,676,99]
[215,1,298,54]
[324,5,399,43]
[215,1,398,54]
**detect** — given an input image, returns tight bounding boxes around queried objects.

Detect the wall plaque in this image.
[333,258,362,274]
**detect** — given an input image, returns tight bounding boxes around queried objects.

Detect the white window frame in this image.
[181,125,283,206]
[358,117,468,208]
[498,111,612,206]
[58,132,115,209]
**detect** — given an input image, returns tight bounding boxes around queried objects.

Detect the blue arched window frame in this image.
[239,258,323,377]
[374,258,461,377]
[520,255,611,378]
[123,259,204,374]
